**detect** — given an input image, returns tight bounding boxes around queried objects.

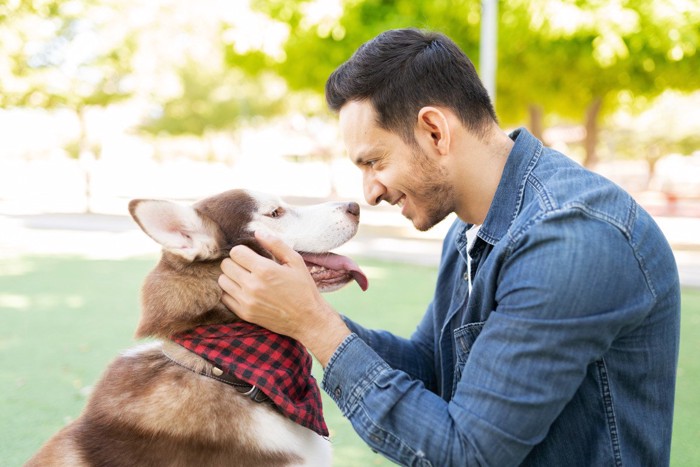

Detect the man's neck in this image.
[452,125,513,225]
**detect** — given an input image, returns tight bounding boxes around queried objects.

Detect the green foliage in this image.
[139,65,285,137]
[228,0,699,131]
[0,0,135,110]
[229,0,481,95]
[0,0,63,23]
[497,0,700,125]
[2,0,697,162]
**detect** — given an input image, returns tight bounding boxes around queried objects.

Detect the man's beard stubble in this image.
[408,147,455,232]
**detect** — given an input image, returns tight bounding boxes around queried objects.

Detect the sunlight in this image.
[222,0,289,60]
[0,294,30,310]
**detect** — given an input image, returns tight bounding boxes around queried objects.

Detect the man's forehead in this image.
[338,102,385,162]
[339,100,376,132]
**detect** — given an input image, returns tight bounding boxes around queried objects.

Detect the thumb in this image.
[254,230,299,266]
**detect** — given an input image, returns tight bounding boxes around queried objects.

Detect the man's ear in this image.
[416,106,451,155]
[128,199,223,262]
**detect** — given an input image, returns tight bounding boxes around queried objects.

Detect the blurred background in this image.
[0,0,699,215]
[1,0,699,465]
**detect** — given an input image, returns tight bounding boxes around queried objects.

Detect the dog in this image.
[26,189,368,467]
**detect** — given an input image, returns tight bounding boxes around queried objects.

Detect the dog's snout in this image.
[345,202,360,220]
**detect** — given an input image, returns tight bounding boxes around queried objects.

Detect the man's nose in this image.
[363,172,386,206]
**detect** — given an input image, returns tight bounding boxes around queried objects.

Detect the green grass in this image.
[672,289,700,467]
[0,255,698,466]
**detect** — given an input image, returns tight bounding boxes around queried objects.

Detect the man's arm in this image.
[319,215,657,465]
[342,314,437,392]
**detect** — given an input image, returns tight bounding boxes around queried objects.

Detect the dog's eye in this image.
[266,208,284,218]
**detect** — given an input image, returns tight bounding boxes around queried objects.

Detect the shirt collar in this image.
[478,127,543,245]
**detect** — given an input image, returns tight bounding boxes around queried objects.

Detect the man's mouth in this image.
[394,195,409,217]
[300,252,369,292]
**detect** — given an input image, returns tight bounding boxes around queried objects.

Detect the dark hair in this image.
[326,28,497,142]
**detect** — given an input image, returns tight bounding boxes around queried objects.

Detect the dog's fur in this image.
[26,189,366,467]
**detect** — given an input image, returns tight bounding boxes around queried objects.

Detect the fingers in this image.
[254,230,302,266]
[218,265,241,312]
[226,243,267,273]
[218,266,240,296]
[219,242,274,318]
[218,233,309,329]
[226,232,302,273]
[220,288,239,313]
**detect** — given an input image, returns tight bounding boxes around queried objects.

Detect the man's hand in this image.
[218,230,351,366]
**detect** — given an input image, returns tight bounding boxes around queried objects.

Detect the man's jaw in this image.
[393,194,431,231]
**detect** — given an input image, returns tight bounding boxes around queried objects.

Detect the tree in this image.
[139,63,286,163]
[226,0,482,96]
[228,0,700,169]
[0,0,136,212]
[497,0,700,167]
[605,90,700,181]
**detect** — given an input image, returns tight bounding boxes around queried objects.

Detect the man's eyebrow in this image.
[352,149,378,166]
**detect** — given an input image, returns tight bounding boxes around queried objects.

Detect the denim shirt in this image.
[322,128,681,466]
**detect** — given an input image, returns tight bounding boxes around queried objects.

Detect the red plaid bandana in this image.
[171,322,329,437]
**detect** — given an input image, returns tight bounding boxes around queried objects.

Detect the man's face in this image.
[339,100,455,232]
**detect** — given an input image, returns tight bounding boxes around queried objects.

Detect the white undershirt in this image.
[466,224,481,294]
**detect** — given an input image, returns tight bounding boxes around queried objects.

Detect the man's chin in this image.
[410,216,438,232]
[410,211,451,232]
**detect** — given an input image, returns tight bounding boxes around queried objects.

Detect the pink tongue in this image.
[301,252,369,291]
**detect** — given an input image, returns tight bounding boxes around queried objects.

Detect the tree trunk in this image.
[583,97,603,168]
[77,106,93,214]
[528,104,544,141]
[645,144,663,190]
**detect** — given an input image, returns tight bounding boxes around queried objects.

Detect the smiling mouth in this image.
[396,195,410,218]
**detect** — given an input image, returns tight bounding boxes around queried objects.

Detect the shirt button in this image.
[463,272,469,281]
[334,386,342,398]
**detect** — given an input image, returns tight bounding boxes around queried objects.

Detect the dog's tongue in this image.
[302,252,369,291]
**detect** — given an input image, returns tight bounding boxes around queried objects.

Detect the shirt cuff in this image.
[321,333,390,417]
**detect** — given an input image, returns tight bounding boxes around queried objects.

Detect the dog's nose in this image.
[345,202,360,220]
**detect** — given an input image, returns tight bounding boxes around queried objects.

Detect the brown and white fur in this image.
[26,189,366,467]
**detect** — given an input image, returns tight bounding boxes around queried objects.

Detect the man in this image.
[219,28,680,466]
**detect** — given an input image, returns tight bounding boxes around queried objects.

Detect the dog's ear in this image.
[128,199,223,262]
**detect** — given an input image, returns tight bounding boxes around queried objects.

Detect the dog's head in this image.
[128,189,368,338]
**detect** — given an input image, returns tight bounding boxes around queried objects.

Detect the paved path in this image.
[1,200,699,288]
